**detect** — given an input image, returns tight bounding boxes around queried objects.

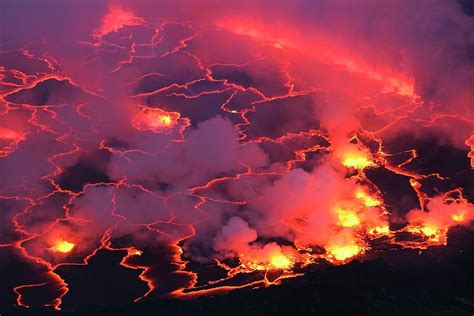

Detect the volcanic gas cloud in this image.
[0,0,473,311]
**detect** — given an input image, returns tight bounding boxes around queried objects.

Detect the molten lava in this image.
[452,213,465,222]
[1,2,473,311]
[269,253,292,270]
[368,225,390,236]
[355,189,381,207]
[131,107,180,133]
[132,249,143,256]
[51,240,75,253]
[327,243,363,262]
[335,208,361,228]
[340,147,374,169]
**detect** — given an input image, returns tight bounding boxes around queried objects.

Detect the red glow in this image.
[95,6,144,38]
[1,2,473,311]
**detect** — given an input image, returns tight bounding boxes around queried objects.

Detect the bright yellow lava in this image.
[420,226,438,237]
[144,113,173,128]
[52,240,75,253]
[452,213,465,222]
[328,244,362,261]
[342,155,374,169]
[270,254,292,269]
[132,249,143,256]
[159,115,172,126]
[336,208,360,227]
[132,108,179,133]
[147,113,173,128]
[409,225,443,241]
[355,189,380,207]
[368,225,390,235]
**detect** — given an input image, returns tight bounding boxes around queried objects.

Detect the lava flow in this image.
[0,0,473,313]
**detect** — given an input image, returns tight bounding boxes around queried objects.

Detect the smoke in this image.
[107,115,268,189]
[407,195,474,232]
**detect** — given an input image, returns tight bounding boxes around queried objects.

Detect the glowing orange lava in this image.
[269,253,292,269]
[327,243,363,262]
[3,5,473,311]
[420,226,438,237]
[408,225,446,244]
[355,189,381,207]
[341,151,374,169]
[452,213,465,222]
[132,249,143,256]
[132,107,180,133]
[368,225,390,235]
[51,240,75,253]
[335,208,360,227]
